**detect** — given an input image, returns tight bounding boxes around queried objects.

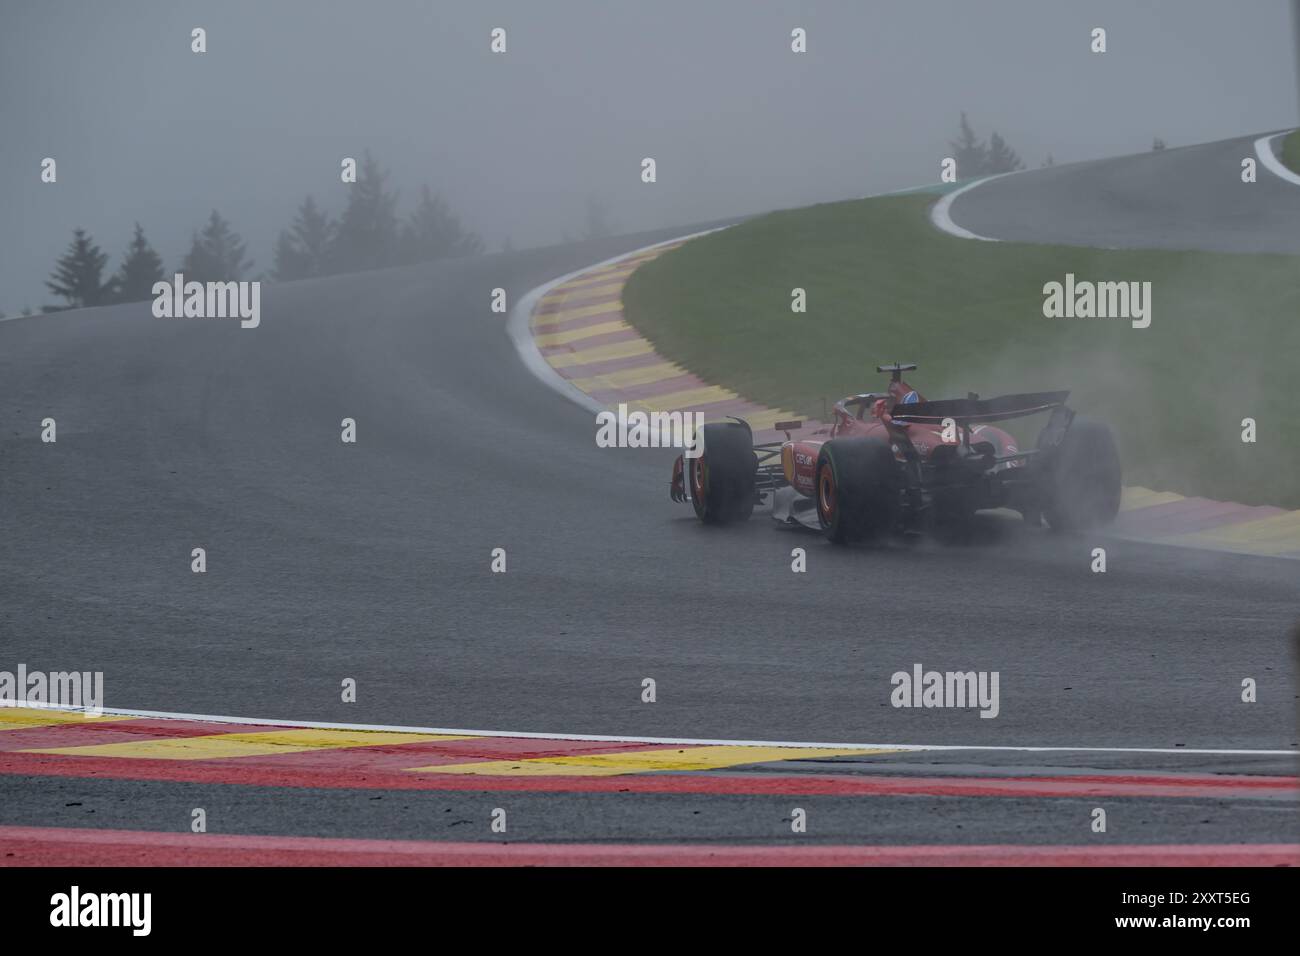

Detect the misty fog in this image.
[2,0,1296,315]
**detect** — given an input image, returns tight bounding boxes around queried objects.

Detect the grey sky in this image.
[2,0,1296,314]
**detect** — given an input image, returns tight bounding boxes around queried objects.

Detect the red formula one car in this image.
[669,363,1121,543]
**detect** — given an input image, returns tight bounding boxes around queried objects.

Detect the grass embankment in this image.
[1282,129,1300,175]
[622,195,1300,508]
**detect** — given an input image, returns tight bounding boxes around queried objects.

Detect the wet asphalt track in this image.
[948,131,1300,253]
[1,146,1297,847]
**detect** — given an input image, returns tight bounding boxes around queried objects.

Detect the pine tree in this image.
[949,112,988,179]
[271,232,306,282]
[331,152,400,272]
[182,210,252,283]
[986,131,1025,174]
[46,228,112,308]
[272,195,336,280]
[398,185,483,264]
[113,222,165,302]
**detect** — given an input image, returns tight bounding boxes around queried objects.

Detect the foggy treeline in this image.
[19,117,1033,317]
[949,112,1026,177]
[27,153,483,314]
[4,1,1294,320]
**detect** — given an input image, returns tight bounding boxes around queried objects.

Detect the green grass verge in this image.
[622,195,1300,508]
[1282,129,1300,176]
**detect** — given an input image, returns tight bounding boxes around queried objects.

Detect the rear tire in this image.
[688,421,758,524]
[1044,419,1121,532]
[815,438,900,544]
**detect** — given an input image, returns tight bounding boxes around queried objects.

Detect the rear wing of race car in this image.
[887,390,1070,425]
[888,390,1077,457]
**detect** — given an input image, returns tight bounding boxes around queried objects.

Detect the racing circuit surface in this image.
[946,131,1300,253]
[1,139,1297,856]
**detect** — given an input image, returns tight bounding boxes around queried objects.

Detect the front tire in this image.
[815,438,900,544]
[688,421,758,524]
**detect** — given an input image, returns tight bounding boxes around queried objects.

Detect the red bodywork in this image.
[782,376,1020,497]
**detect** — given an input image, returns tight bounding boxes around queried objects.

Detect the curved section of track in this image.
[0,227,1296,753]
[945,131,1300,254]
[3,137,1299,852]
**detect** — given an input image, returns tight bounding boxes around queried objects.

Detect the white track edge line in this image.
[3,703,1293,756]
[1253,131,1300,187]
[928,171,1020,240]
